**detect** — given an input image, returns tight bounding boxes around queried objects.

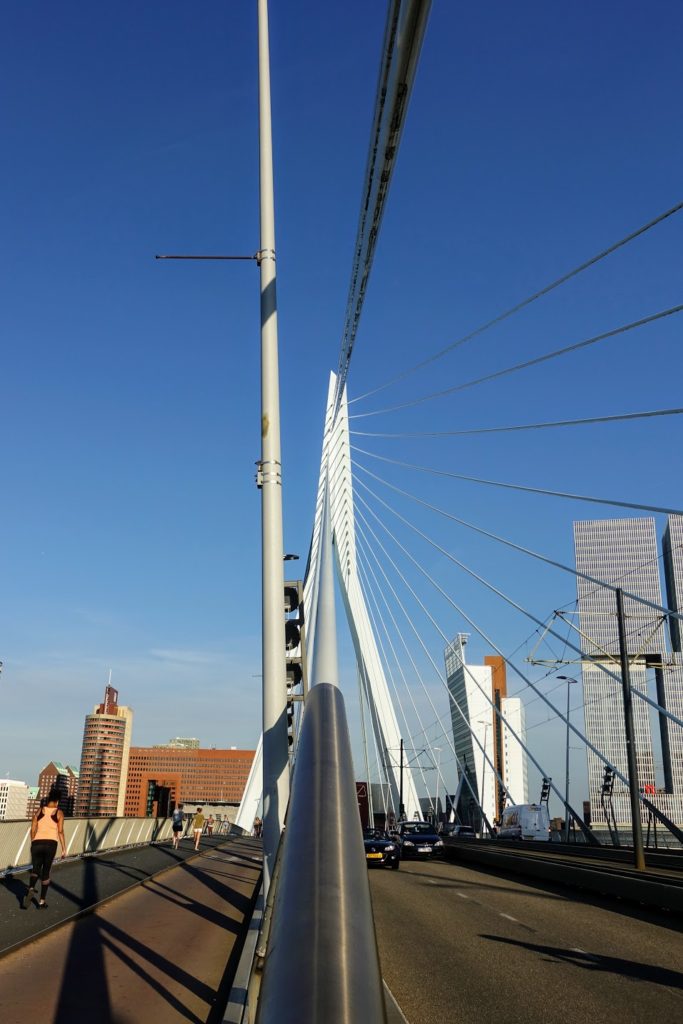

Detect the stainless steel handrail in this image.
[255,683,387,1023]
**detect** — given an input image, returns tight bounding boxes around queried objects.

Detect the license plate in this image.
[418,846,432,853]
[366,852,383,859]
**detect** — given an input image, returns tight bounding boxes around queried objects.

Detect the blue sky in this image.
[2,2,682,809]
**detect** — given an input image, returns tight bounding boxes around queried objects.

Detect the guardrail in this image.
[443,837,683,912]
[0,816,174,872]
[255,683,387,1024]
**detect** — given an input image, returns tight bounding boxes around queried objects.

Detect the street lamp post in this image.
[433,747,442,828]
[557,676,578,843]
[476,720,490,837]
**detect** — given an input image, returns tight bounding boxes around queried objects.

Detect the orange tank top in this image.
[34,808,60,842]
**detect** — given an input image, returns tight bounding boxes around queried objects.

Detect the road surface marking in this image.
[499,913,518,922]
[384,981,411,1024]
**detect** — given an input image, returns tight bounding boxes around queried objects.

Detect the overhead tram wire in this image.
[351,446,683,522]
[354,512,509,827]
[353,489,681,824]
[354,498,593,834]
[348,198,683,406]
[351,406,683,438]
[352,477,683,733]
[357,542,455,803]
[349,302,683,419]
[357,556,434,800]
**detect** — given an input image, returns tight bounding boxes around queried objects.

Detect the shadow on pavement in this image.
[481,934,683,990]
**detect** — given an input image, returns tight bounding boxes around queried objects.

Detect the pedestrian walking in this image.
[206,815,214,837]
[192,807,205,851]
[171,803,184,850]
[253,816,262,838]
[22,788,67,909]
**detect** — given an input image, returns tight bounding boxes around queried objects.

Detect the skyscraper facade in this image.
[76,684,134,817]
[444,635,528,828]
[573,517,683,826]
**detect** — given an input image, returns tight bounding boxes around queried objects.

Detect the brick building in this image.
[124,746,255,817]
[32,761,79,816]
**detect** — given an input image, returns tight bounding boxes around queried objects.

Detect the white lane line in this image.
[499,912,518,923]
[456,892,470,899]
[383,981,411,1024]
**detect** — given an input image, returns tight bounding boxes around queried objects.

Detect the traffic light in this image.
[540,777,551,805]
[284,580,307,751]
[601,765,615,796]
[286,684,295,747]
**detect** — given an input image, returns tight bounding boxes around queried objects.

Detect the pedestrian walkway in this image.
[0,835,262,1024]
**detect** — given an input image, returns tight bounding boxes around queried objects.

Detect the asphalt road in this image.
[369,855,683,1024]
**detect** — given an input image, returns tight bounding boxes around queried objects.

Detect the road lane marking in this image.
[499,913,518,922]
[384,981,411,1024]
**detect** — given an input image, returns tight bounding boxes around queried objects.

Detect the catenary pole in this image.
[257,0,289,893]
[615,589,646,871]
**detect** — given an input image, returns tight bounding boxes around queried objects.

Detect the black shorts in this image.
[31,839,58,880]
[172,825,182,833]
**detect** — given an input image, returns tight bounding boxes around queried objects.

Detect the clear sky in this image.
[2,2,682,810]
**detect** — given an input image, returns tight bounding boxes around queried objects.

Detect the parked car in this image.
[442,824,476,839]
[497,803,551,841]
[398,821,444,859]
[363,828,400,869]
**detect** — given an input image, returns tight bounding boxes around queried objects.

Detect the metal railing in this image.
[255,683,387,1023]
[0,816,175,872]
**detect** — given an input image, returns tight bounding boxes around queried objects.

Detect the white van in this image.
[497,804,551,841]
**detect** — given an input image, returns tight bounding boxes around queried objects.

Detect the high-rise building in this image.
[124,746,255,817]
[573,517,683,826]
[76,684,134,817]
[444,635,528,828]
[35,761,79,815]
[663,514,683,652]
[0,779,30,820]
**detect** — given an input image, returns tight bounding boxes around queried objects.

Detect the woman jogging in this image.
[23,788,66,909]
[192,807,205,851]
[171,803,184,850]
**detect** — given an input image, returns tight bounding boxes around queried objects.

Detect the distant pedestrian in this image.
[192,807,205,851]
[206,815,214,837]
[23,788,66,910]
[171,804,184,850]
[253,816,262,838]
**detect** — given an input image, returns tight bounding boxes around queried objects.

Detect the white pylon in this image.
[237,373,422,828]
[305,373,421,820]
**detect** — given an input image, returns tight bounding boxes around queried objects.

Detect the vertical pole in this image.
[357,664,374,827]
[615,588,646,871]
[399,738,404,820]
[257,0,289,893]
[310,482,339,687]
[564,681,571,843]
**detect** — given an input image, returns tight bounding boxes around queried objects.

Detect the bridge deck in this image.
[0,835,262,1024]
[370,855,683,1024]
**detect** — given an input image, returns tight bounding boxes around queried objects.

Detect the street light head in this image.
[283,553,299,561]
[557,675,578,683]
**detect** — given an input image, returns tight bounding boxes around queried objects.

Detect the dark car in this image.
[363,828,400,869]
[398,821,444,859]
[442,824,476,839]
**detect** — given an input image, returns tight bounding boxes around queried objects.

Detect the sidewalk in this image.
[0,836,263,1024]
